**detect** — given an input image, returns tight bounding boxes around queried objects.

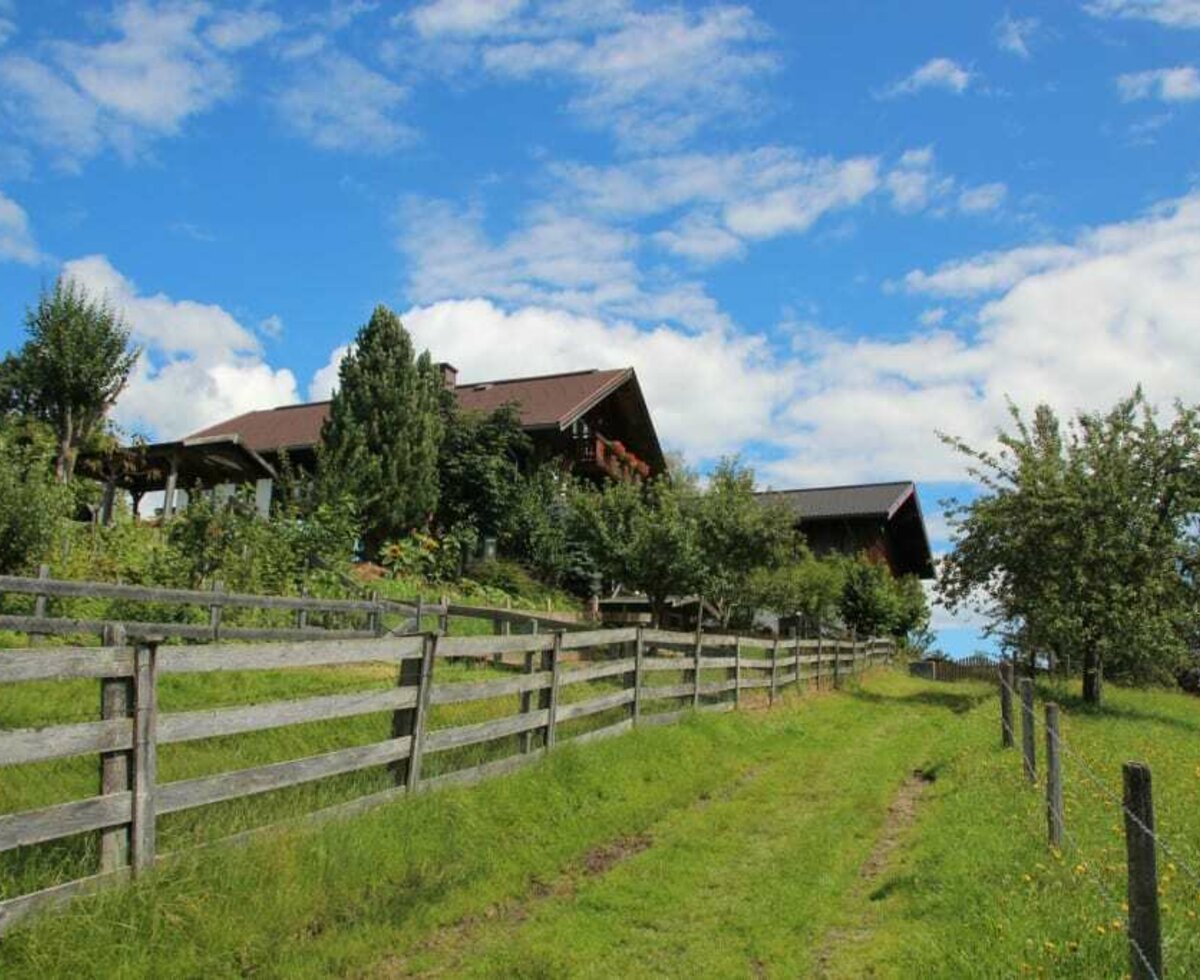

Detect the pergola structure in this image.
[79,435,276,523]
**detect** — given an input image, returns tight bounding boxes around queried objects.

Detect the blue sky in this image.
[2,0,1199,655]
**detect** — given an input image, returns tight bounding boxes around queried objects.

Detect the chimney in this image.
[437,362,458,389]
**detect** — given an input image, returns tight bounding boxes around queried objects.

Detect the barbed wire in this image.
[996,671,1200,893]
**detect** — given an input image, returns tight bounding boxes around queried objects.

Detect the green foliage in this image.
[747,550,845,632]
[0,420,71,573]
[695,457,797,626]
[571,475,704,622]
[939,390,1200,701]
[496,464,590,589]
[839,554,900,637]
[437,403,530,537]
[8,277,139,481]
[380,526,477,583]
[317,306,445,556]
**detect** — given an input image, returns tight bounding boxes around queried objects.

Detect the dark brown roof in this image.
[185,367,634,453]
[756,481,916,521]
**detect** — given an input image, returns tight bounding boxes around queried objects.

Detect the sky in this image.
[1,0,1199,656]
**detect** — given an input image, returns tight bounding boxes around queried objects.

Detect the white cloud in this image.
[904,243,1079,296]
[882,57,971,98]
[0,189,40,264]
[62,255,298,440]
[0,1,266,167]
[274,52,413,152]
[399,196,730,332]
[995,13,1039,58]
[311,299,785,460]
[410,2,777,149]
[885,147,942,213]
[204,9,283,51]
[1117,65,1200,102]
[957,182,1008,214]
[725,157,879,238]
[410,0,526,37]
[653,211,746,264]
[397,190,1200,488]
[1085,0,1200,28]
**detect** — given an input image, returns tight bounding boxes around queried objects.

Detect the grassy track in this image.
[1,671,1197,977]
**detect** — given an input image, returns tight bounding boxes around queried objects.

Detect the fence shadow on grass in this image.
[847,686,992,716]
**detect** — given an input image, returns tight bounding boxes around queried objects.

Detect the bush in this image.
[0,421,70,573]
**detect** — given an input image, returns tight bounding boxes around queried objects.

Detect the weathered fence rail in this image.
[0,570,585,644]
[0,618,892,934]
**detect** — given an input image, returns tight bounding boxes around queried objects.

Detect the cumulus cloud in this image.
[1085,0,1200,28]
[274,51,413,151]
[0,0,271,168]
[882,57,972,98]
[204,8,283,51]
[311,299,785,461]
[957,182,1008,214]
[1117,65,1200,102]
[62,255,298,440]
[385,190,1200,490]
[0,189,40,264]
[399,197,731,332]
[409,0,526,37]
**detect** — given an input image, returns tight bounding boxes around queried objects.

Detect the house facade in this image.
[84,364,665,519]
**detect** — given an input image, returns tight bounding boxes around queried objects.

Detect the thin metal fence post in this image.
[1122,762,1163,980]
[1044,703,1064,848]
[1019,677,1036,784]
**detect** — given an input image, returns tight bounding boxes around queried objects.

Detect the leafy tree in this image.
[746,549,844,634]
[571,476,704,625]
[9,277,139,482]
[695,457,796,627]
[892,574,932,640]
[0,420,70,573]
[317,306,445,557]
[939,391,1200,704]
[839,554,899,637]
[437,403,530,538]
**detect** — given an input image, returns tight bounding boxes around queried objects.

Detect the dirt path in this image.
[812,769,935,978]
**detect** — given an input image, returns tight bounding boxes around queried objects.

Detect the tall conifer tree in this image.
[318,306,445,556]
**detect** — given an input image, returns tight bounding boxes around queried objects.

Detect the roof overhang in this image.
[78,435,277,494]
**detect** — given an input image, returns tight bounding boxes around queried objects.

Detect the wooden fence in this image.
[0,618,891,935]
[908,657,1000,683]
[0,570,585,644]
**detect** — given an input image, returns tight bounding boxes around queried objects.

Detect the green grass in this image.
[1,672,1197,977]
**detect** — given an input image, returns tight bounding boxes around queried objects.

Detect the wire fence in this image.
[996,667,1199,980]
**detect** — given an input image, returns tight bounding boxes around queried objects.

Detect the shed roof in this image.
[756,481,917,521]
[185,367,634,454]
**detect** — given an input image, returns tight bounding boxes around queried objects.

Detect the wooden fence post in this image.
[1044,703,1064,848]
[518,648,537,754]
[999,662,1014,748]
[734,639,742,709]
[438,595,449,636]
[1122,763,1163,980]
[131,640,158,875]
[404,634,437,791]
[631,626,644,725]
[833,638,842,690]
[296,584,309,631]
[502,596,512,637]
[391,639,425,786]
[33,563,49,621]
[769,636,780,707]
[415,595,424,633]
[691,620,703,710]
[209,580,223,641]
[368,590,383,637]
[851,628,858,679]
[1019,677,1036,784]
[99,623,130,873]
[793,629,802,691]
[815,635,822,690]
[542,632,563,749]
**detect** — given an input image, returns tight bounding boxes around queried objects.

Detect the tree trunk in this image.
[1082,650,1103,705]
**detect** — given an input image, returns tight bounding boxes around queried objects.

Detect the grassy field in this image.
[1,670,1197,977]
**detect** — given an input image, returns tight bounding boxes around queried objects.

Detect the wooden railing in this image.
[0,623,892,934]
[0,570,585,643]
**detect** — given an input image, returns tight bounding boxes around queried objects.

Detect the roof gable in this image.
[756,481,915,521]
